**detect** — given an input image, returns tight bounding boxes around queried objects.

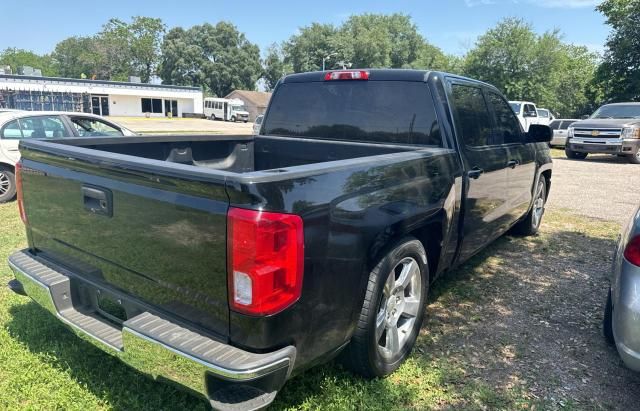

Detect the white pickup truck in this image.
[509,101,541,132]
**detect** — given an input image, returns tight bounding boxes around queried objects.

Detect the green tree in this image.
[283,23,338,72]
[129,16,166,82]
[595,0,640,101]
[0,48,58,76]
[52,37,101,78]
[262,44,289,91]
[160,22,262,96]
[464,18,598,117]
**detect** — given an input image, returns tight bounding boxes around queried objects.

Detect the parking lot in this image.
[547,153,640,224]
[1,150,639,410]
[111,116,254,135]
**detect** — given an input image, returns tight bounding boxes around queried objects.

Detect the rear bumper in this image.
[567,138,640,155]
[8,249,295,410]
[613,259,640,372]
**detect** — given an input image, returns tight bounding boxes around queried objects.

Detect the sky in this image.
[0,0,609,57]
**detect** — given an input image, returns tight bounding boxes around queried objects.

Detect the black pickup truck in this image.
[8,70,552,410]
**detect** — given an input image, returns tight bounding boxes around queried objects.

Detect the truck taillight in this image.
[227,207,304,316]
[624,236,640,267]
[324,70,370,81]
[15,162,27,224]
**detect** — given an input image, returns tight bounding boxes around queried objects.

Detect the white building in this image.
[0,74,203,118]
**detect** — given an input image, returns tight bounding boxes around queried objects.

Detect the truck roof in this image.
[280,69,500,90]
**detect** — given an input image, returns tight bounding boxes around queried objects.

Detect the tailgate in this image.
[19,145,230,338]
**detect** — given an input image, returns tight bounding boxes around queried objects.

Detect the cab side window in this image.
[523,104,537,117]
[451,84,496,146]
[486,91,523,144]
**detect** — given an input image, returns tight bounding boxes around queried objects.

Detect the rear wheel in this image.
[565,147,588,160]
[0,167,16,203]
[340,237,428,378]
[604,288,615,344]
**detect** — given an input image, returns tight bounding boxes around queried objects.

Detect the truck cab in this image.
[509,100,540,132]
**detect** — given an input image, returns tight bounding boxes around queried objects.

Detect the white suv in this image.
[0,111,135,202]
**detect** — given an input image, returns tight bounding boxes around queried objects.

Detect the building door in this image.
[91,95,109,116]
[164,99,178,117]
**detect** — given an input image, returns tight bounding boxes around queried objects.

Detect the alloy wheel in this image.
[375,257,422,358]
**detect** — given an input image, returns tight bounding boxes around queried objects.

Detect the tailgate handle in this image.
[82,186,113,217]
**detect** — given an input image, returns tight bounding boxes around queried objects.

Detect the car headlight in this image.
[622,126,640,139]
[568,127,574,138]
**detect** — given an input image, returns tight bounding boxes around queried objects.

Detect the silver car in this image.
[549,119,578,147]
[605,205,640,371]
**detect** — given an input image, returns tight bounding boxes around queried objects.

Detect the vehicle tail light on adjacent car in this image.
[227,207,304,316]
[623,235,640,267]
[324,70,370,81]
[15,162,27,224]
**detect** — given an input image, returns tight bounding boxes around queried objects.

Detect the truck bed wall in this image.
[51,135,412,173]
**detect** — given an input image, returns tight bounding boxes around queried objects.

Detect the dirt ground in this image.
[416,154,640,410]
[110,116,254,135]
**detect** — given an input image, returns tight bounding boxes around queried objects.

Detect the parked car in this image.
[7,69,552,411]
[537,108,555,126]
[0,111,135,203]
[253,114,264,135]
[509,100,541,132]
[604,205,640,372]
[565,103,640,163]
[549,119,579,147]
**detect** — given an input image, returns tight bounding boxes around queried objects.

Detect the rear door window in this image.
[486,91,523,144]
[561,120,576,129]
[262,81,442,146]
[450,84,495,146]
[549,120,561,130]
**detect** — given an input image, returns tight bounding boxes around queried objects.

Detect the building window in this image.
[141,98,163,113]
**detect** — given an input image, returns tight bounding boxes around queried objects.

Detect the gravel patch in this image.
[547,154,640,225]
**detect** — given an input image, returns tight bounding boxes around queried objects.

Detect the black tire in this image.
[209,115,216,121]
[565,147,588,160]
[627,148,640,164]
[231,116,236,123]
[511,177,547,236]
[340,237,429,378]
[0,167,16,203]
[604,287,615,345]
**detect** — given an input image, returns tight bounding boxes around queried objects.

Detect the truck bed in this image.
[47,134,415,173]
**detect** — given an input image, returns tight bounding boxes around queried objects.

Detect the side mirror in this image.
[525,124,552,143]
[581,114,590,120]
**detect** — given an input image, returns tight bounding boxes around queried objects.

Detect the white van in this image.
[509,101,541,132]
[203,98,250,122]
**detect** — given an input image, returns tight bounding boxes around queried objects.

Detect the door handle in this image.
[468,167,484,180]
[507,160,520,169]
[82,185,113,217]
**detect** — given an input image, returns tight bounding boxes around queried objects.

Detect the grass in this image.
[0,201,622,410]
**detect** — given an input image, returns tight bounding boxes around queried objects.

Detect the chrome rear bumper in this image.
[8,249,295,410]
